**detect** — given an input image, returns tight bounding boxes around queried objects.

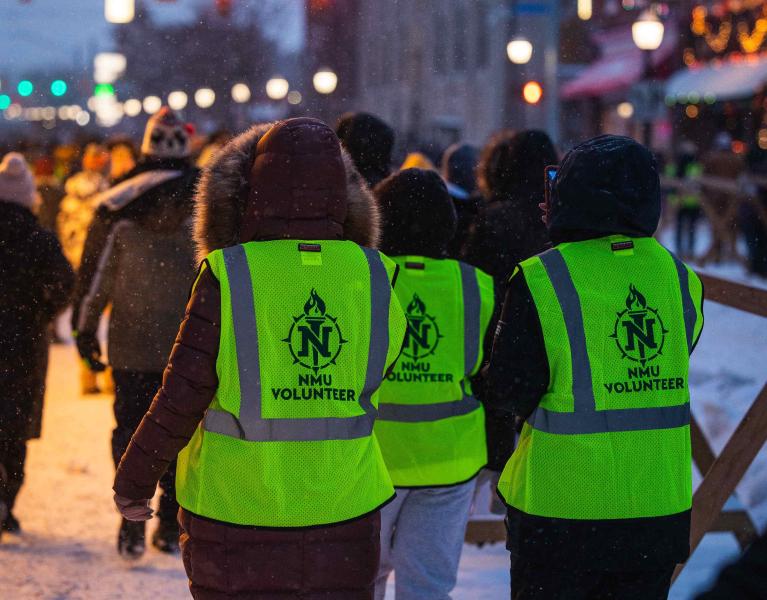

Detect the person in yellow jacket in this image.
[484,135,704,600]
[372,169,495,599]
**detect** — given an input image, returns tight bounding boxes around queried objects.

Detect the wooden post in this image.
[673,383,767,582]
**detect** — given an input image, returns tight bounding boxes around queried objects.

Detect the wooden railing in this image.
[671,274,767,582]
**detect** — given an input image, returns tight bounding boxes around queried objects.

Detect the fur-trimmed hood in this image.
[193,122,380,263]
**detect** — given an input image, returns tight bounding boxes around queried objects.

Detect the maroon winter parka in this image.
[113,118,383,599]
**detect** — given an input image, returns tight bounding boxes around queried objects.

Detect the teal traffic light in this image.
[18,80,34,97]
[0,95,10,110]
[51,80,67,97]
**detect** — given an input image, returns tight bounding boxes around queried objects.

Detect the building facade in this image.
[354,0,510,147]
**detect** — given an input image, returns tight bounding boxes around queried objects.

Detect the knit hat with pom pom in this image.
[141,106,193,159]
[0,152,36,209]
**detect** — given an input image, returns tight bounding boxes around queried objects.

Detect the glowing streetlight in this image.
[577,0,592,20]
[123,98,142,117]
[195,88,216,108]
[94,52,127,84]
[632,10,665,51]
[313,69,338,95]
[231,83,251,103]
[142,95,161,114]
[522,81,543,104]
[168,91,188,111]
[266,77,290,100]
[105,0,135,24]
[75,111,91,126]
[617,102,634,119]
[507,38,533,65]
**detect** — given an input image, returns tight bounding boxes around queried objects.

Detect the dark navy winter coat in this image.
[0,201,73,440]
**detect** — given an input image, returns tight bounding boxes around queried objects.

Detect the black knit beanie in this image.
[374,168,457,258]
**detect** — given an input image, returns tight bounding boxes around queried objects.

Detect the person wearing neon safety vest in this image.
[484,136,704,600]
[113,119,408,600]
[371,169,495,600]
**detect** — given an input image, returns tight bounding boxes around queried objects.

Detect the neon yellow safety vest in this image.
[498,236,703,520]
[176,240,407,527]
[374,257,495,487]
[666,162,702,208]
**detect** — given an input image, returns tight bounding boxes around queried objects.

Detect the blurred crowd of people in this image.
[662,132,767,277]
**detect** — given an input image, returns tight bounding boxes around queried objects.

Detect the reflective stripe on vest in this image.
[377,261,481,422]
[204,244,391,442]
[527,248,694,435]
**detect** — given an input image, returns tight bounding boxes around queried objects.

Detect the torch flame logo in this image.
[304,288,326,318]
[625,284,647,312]
[406,293,426,318]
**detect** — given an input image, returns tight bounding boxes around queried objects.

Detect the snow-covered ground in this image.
[0,242,765,599]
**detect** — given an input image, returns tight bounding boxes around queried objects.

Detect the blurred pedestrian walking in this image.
[58,143,110,269]
[74,108,200,558]
[462,130,557,297]
[0,153,74,538]
[441,143,480,259]
[666,141,702,259]
[337,112,395,188]
[372,169,495,599]
[113,118,407,599]
[485,136,704,600]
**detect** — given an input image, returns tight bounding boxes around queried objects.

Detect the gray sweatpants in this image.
[374,478,476,600]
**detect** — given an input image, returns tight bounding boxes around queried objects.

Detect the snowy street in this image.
[1,262,765,599]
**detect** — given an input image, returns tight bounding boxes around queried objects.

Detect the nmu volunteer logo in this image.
[402,293,441,361]
[283,289,346,372]
[604,284,683,395]
[610,284,668,365]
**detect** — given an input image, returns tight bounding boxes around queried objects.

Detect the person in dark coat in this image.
[73,107,200,559]
[484,136,699,600]
[462,130,557,294]
[71,107,199,345]
[462,131,558,487]
[441,143,480,259]
[0,153,74,537]
[336,112,395,188]
[113,119,387,599]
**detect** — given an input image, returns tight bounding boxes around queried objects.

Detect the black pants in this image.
[511,558,675,600]
[0,440,27,514]
[112,370,178,524]
[676,206,701,258]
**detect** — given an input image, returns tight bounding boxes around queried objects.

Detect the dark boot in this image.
[2,512,20,534]
[118,518,146,560]
[0,462,7,542]
[152,519,180,553]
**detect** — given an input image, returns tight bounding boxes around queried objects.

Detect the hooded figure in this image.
[441,143,480,258]
[0,153,74,536]
[372,169,495,599]
[484,136,703,600]
[113,118,403,599]
[462,130,557,294]
[336,112,395,188]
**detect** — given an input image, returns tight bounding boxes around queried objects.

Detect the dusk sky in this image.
[0,0,303,78]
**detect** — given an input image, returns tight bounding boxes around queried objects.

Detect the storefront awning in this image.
[665,55,767,103]
[561,23,677,100]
